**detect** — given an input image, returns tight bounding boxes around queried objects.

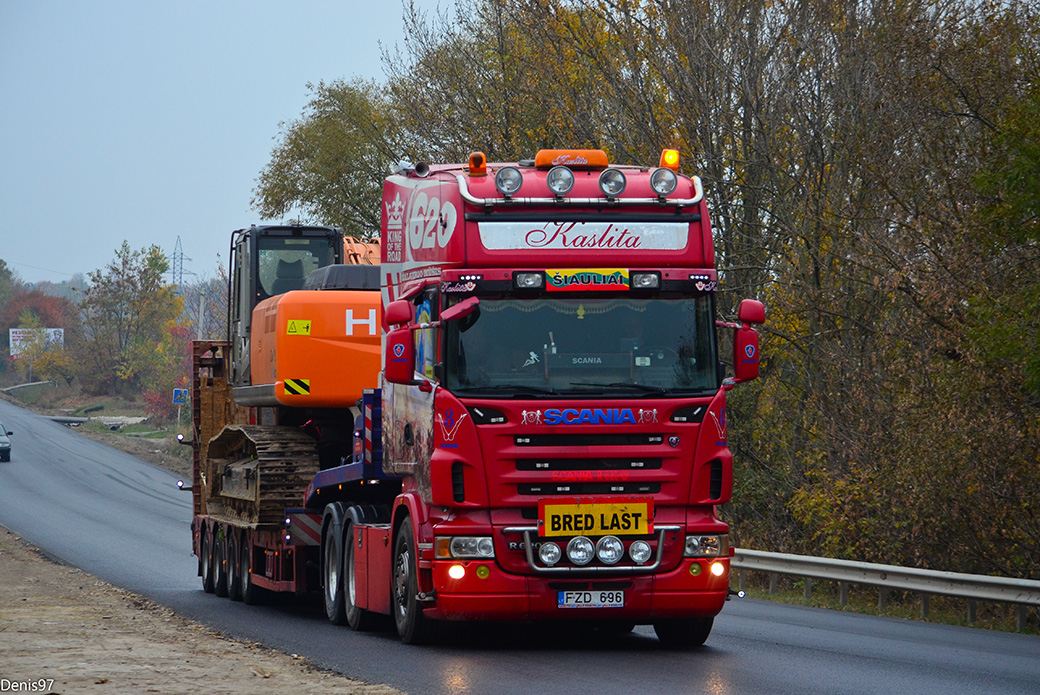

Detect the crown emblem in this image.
[385,193,405,230]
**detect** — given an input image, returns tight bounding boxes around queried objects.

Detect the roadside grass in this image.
[736,573,1039,635]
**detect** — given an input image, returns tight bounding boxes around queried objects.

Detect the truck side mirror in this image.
[733,326,760,383]
[738,299,765,325]
[732,299,765,385]
[384,326,419,385]
[385,299,413,327]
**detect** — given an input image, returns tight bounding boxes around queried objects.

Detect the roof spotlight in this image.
[598,168,627,198]
[495,166,523,196]
[546,166,575,197]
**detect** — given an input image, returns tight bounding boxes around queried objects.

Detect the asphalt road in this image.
[1,398,1038,695]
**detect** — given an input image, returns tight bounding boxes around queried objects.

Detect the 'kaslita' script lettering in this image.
[525,222,642,250]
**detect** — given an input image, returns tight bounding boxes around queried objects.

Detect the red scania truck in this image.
[190,149,764,648]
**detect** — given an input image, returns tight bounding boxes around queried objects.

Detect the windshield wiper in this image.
[569,381,669,395]
[454,384,558,396]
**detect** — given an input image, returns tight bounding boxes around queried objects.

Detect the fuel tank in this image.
[249,288,382,407]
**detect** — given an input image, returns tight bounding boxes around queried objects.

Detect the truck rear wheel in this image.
[323,523,347,624]
[214,526,229,598]
[344,521,376,631]
[653,616,713,648]
[227,532,243,601]
[239,537,261,605]
[393,517,434,644]
[200,528,215,593]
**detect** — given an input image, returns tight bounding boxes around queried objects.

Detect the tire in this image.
[324,521,348,624]
[344,521,377,631]
[200,528,215,594]
[239,536,261,605]
[653,616,714,649]
[392,517,435,644]
[227,532,243,602]
[213,526,229,598]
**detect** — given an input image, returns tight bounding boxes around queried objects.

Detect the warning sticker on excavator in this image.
[286,320,312,335]
[284,379,311,395]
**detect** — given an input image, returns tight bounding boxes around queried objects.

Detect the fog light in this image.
[476,565,491,579]
[566,537,594,566]
[514,272,544,289]
[710,561,726,577]
[448,564,466,580]
[539,542,562,566]
[595,536,624,565]
[629,540,652,564]
[631,272,660,289]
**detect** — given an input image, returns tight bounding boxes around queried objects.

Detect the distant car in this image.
[0,421,11,461]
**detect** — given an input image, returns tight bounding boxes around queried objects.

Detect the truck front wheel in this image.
[653,616,713,648]
[393,517,433,644]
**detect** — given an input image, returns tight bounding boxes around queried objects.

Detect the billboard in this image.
[9,328,64,357]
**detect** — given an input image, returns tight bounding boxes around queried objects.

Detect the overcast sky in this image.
[0,0,446,285]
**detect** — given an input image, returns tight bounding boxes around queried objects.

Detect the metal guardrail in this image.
[732,549,1040,631]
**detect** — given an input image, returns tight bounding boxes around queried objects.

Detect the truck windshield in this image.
[444,295,719,396]
[256,236,338,300]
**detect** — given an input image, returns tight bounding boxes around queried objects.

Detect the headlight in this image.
[495,166,523,196]
[539,542,562,566]
[684,534,727,558]
[566,536,595,565]
[650,167,678,197]
[595,536,624,564]
[435,536,495,559]
[546,166,575,196]
[598,168,627,198]
[629,540,652,564]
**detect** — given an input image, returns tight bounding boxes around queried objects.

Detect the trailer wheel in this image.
[653,616,713,649]
[227,532,243,602]
[200,528,215,594]
[323,523,347,624]
[344,521,376,631]
[393,517,434,644]
[239,536,261,605]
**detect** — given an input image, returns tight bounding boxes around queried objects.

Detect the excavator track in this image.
[203,424,320,530]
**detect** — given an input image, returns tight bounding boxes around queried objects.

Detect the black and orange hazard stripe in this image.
[284,378,311,396]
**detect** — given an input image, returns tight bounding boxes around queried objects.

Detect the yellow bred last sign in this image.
[539,498,654,537]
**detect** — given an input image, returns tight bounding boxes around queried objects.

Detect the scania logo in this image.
[544,408,636,425]
[393,344,405,357]
[744,345,756,359]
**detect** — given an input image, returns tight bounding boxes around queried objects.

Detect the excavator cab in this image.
[228,225,343,387]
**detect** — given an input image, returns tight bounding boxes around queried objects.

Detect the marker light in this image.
[468,151,487,176]
[650,167,678,197]
[660,149,680,171]
[546,166,575,196]
[448,564,466,579]
[598,168,627,198]
[495,166,523,196]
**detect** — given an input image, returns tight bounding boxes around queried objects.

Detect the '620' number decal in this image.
[407,192,457,250]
